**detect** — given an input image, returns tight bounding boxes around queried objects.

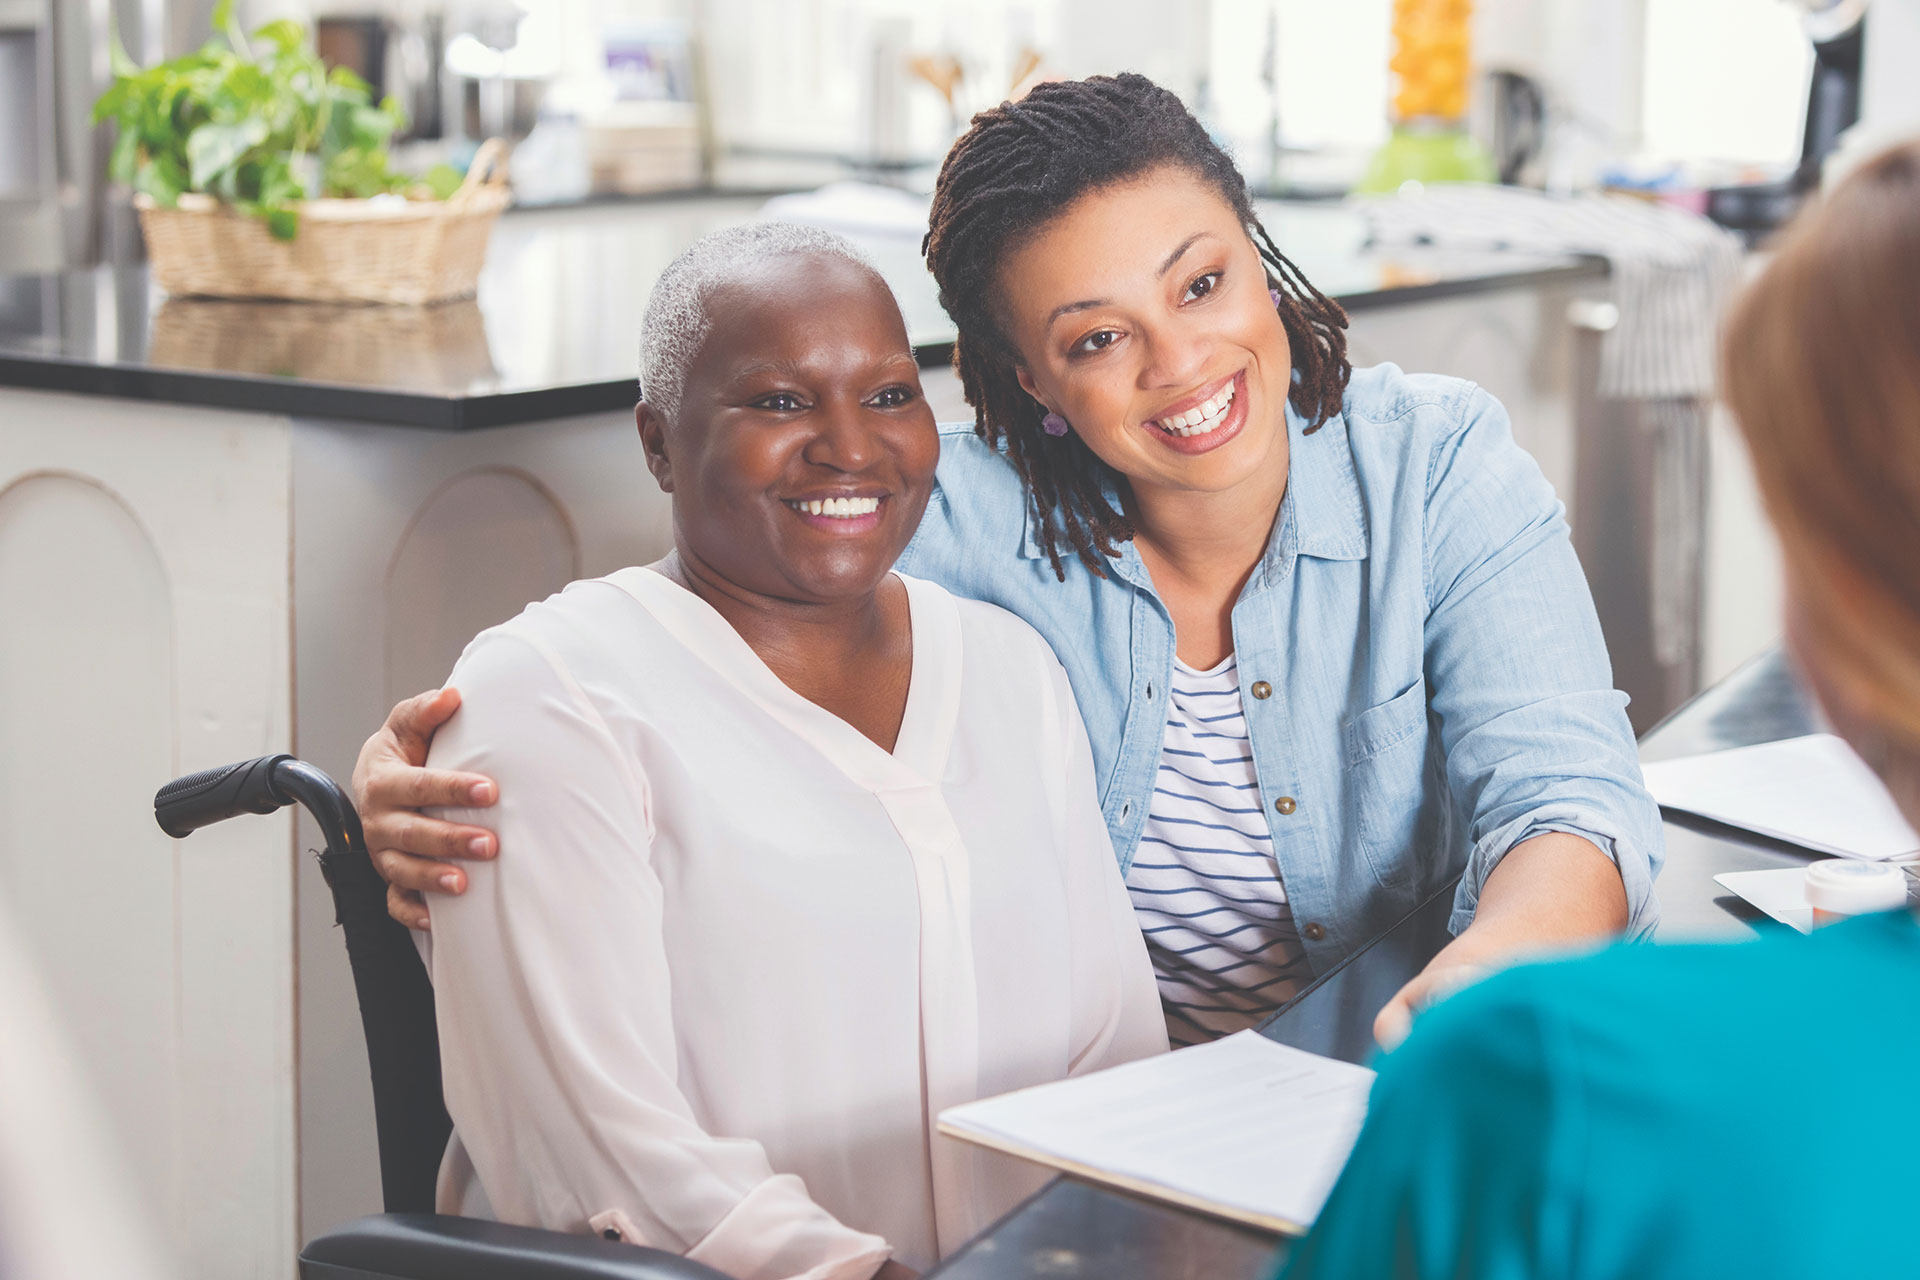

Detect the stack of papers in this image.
[1641,734,1920,860]
[938,1031,1373,1235]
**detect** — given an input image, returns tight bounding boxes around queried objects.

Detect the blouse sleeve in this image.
[1043,653,1169,1074]
[422,628,892,1280]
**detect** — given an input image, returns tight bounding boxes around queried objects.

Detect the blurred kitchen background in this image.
[3,1,1918,1275]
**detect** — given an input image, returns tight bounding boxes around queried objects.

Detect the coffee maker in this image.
[1707,0,1867,236]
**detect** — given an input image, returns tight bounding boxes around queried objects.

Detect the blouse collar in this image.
[603,566,961,795]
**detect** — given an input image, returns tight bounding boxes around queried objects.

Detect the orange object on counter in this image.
[1389,0,1475,124]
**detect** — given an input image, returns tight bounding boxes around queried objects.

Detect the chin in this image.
[783,548,902,602]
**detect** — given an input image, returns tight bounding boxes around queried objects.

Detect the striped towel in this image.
[1359,186,1744,668]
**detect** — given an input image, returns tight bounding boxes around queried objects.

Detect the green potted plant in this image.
[92,0,510,305]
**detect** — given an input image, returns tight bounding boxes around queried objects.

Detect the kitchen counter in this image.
[0,196,1602,429]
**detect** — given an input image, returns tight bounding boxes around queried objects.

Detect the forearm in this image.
[1469,831,1629,946]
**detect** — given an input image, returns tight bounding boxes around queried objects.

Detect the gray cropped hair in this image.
[637,222,879,421]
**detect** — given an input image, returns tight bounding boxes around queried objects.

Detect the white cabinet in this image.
[0,387,672,1276]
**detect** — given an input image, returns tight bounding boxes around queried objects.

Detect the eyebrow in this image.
[1043,231,1219,328]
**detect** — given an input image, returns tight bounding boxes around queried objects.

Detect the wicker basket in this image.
[136,139,512,305]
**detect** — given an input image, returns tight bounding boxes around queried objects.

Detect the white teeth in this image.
[789,496,880,519]
[1155,380,1236,436]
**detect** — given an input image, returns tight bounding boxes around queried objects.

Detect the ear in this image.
[1013,365,1051,413]
[636,401,674,493]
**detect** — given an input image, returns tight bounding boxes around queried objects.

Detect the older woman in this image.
[416,223,1164,1280]
[1281,140,1920,1279]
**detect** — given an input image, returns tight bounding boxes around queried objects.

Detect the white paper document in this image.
[1713,867,1814,934]
[1641,734,1920,861]
[937,1030,1373,1235]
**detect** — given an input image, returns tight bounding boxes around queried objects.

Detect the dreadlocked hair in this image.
[923,72,1351,580]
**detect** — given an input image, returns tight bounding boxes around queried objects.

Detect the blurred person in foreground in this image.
[1281,140,1920,1280]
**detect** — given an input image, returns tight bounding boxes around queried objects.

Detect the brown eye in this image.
[1072,329,1121,356]
[751,392,807,412]
[1183,271,1222,302]
[868,384,918,408]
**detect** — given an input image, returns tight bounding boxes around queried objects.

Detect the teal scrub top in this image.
[1281,909,1920,1280]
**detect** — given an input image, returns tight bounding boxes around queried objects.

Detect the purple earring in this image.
[1270,288,1282,306]
[1041,411,1071,437]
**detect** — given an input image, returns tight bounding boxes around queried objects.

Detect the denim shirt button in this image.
[1250,680,1273,700]
[1274,795,1297,815]
[1302,922,1327,942]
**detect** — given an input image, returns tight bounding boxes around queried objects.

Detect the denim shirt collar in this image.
[1017,394,1370,587]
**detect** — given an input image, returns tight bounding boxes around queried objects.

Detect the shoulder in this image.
[901,571,1063,675]
[1336,363,1517,486]
[1340,361,1485,431]
[443,572,656,695]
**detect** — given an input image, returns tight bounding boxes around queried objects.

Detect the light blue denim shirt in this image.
[895,363,1662,977]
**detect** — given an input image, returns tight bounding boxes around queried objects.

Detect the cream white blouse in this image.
[419,567,1166,1280]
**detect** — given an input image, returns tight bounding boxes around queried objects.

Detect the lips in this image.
[1151,375,1238,438]
[782,492,889,534]
[785,495,881,518]
[1145,370,1249,456]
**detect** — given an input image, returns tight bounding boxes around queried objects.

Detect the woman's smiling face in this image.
[640,253,939,605]
[996,165,1294,497]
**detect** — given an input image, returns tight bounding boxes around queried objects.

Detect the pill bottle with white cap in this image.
[1802,859,1910,928]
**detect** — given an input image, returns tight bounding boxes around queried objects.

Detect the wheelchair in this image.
[154,755,728,1280]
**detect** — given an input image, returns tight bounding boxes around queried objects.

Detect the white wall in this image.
[1642,0,1811,167]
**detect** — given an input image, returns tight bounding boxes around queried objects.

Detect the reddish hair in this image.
[1723,142,1920,741]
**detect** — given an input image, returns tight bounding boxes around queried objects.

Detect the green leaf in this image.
[251,18,305,54]
[134,153,186,205]
[186,118,268,188]
[91,79,128,124]
[107,126,142,183]
[266,206,299,239]
[86,3,444,235]
[422,163,464,201]
[211,0,248,55]
[326,65,372,98]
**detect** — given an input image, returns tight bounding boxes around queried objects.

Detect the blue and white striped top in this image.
[1124,656,1310,1047]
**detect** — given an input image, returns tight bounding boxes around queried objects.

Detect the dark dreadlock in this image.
[922,72,1351,580]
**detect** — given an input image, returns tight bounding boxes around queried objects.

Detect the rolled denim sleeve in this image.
[1422,386,1664,937]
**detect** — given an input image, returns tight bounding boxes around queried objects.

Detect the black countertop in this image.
[0,197,1603,430]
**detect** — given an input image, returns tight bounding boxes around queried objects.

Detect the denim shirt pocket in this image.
[1342,679,1430,890]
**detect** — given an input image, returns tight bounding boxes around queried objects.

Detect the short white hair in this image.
[638,222,878,420]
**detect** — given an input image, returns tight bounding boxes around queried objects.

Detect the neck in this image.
[655,547,893,676]
[655,542,914,753]
[1128,416,1290,595]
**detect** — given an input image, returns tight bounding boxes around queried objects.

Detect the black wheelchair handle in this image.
[154,754,294,837]
[155,754,369,861]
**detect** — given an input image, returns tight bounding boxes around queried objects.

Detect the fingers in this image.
[365,808,497,863]
[1373,985,1417,1052]
[386,686,463,764]
[387,883,432,932]
[1373,961,1499,1051]
[372,844,469,896]
[368,763,496,813]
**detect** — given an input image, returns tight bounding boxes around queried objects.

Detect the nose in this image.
[800,396,883,473]
[1136,314,1211,392]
